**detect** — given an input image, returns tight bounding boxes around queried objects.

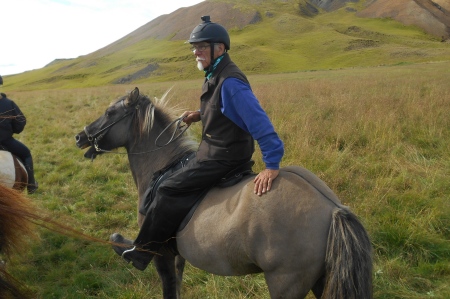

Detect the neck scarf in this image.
[204,54,225,80]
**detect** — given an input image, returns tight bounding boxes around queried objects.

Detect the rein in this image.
[155,116,189,148]
[85,100,189,156]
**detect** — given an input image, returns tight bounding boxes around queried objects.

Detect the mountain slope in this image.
[4,0,450,91]
[91,1,260,58]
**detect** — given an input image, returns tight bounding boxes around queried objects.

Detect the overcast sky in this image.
[1,0,204,76]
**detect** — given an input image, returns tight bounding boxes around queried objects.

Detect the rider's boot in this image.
[24,156,38,194]
[110,233,154,271]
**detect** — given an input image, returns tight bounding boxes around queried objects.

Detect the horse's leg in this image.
[153,250,185,299]
[174,255,186,298]
[264,271,312,299]
[311,275,325,298]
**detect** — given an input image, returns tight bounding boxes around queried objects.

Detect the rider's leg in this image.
[112,157,246,270]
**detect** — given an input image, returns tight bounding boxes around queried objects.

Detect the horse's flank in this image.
[176,166,338,275]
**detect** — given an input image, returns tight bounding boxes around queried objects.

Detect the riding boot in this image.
[24,156,38,194]
[110,233,154,271]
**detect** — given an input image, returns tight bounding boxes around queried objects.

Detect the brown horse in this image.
[75,87,373,299]
[0,151,28,192]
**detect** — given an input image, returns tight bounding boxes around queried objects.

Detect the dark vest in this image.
[197,53,255,162]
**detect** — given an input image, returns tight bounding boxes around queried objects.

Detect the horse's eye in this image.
[105,108,115,117]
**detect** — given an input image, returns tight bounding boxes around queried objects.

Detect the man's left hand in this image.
[254,169,279,196]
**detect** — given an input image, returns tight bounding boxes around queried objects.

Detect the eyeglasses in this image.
[190,44,210,52]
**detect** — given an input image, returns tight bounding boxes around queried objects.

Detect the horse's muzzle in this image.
[75,131,89,149]
[75,131,99,160]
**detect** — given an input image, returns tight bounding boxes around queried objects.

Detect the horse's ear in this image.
[126,87,140,106]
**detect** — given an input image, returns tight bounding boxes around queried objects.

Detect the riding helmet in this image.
[188,16,230,50]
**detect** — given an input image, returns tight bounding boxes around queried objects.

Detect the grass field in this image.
[1,60,448,298]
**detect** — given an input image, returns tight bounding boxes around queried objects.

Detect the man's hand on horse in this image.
[181,111,201,126]
[254,169,279,196]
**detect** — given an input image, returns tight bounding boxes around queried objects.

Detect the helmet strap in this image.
[208,42,215,73]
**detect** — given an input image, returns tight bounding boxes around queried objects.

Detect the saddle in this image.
[138,153,255,216]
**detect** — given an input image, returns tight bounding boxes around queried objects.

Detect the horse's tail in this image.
[322,207,373,299]
[0,185,35,298]
[0,267,32,299]
[0,185,35,256]
[0,185,107,298]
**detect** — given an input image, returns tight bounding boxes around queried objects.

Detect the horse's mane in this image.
[130,89,197,152]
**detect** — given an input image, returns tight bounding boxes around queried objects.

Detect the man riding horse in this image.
[110,16,284,271]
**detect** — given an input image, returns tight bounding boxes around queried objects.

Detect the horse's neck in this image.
[127,142,188,197]
[126,110,197,197]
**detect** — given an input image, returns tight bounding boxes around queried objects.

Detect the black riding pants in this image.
[134,155,248,251]
[0,137,31,162]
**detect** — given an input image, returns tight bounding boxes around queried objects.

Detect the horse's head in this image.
[75,87,147,160]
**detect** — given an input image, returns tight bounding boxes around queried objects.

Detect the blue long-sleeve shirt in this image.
[220,77,284,169]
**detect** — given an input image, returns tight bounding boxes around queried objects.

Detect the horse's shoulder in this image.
[280,166,342,206]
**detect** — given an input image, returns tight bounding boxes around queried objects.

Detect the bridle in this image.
[84,99,189,155]
[84,100,138,153]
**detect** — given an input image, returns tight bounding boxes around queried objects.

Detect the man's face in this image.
[191,42,211,71]
[191,42,224,71]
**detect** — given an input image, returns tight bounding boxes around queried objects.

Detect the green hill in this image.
[3,0,450,91]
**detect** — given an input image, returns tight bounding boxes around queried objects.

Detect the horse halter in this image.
[84,99,139,153]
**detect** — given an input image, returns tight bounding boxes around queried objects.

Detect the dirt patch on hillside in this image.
[345,39,380,51]
[309,0,359,11]
[342,25,388,38]
[113,64,159,84]
[357,0,450,39]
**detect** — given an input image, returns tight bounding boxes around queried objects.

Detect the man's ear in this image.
[217,43,226,55]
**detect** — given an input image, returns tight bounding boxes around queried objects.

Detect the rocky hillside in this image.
[358,0,450,40]
[309,0,359,11]
[305,0,449,40]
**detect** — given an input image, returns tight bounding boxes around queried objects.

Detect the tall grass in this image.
[4,61,450,298]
